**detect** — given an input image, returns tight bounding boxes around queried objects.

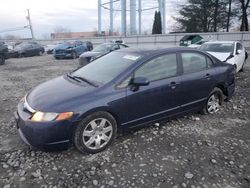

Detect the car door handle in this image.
[203,74,212,80]
[168,82,180,89]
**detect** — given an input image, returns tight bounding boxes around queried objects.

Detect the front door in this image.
[123,53,182,126]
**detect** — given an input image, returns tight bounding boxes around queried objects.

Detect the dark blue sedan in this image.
[15,48,235,153]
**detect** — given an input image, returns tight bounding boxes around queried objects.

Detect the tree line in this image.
[175,0,250,32]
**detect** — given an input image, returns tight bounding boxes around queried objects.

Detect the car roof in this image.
[204,41,237,44]
[117,47,203,56]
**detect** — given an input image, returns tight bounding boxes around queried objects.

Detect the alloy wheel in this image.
[82,118,113,150]
[207,94,220,114]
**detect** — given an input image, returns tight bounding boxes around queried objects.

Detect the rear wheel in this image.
[201,88,223,114]
[38,51,43,56]
[19,53,25,58]
[0,54,5,65]
[74,111,117,154]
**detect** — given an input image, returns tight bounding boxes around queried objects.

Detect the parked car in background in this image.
[54,41,90,59]
[0,42,8,65]
[9,42,44,58]
[44,44,57,54]
[85,41,93,51]
[79,43,128,67]
[15,47,235,154]
[188,40,206,48]
[199,41,248,72]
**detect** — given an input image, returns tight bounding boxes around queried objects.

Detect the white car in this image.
[199,41,248,72]
[188,41,206,49]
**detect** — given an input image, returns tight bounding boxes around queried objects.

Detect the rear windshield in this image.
[72,52,142,84]
[200,43,234,53]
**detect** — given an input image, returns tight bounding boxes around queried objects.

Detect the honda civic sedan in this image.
[15,48,235,154]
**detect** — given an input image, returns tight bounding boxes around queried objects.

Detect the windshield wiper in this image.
[69,74,98,87]
[67,73,81,83]
[73,76,98,87]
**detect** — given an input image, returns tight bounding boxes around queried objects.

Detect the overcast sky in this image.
[0,0,182,39]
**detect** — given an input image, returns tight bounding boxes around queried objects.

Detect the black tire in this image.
[72,52,77,59]
[0,54,5,65]
[38,51,43,56]
[201,87,223,115]
[74,111,117,154]
[19,53,25,58]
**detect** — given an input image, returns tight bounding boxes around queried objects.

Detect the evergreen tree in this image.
[152,11,162,34]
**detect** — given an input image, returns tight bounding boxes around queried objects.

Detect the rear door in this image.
[123,53,182,126]
[178,52,216,111]
[25,44,35,56]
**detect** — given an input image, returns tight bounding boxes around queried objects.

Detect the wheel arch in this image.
[214,84,227,98]
[77,106,121,129]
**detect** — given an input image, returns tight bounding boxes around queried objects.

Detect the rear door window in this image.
[181,53,207,74]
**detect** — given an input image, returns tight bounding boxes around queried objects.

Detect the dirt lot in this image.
[0,54,249,188]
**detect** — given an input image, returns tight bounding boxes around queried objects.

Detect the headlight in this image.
[66,48,73,51]
[31,111,73,122]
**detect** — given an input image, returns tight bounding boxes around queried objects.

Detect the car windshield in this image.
[14,43,30,50]
[200,43,234,53]
[93,44,112,52]
[71,51,141,84]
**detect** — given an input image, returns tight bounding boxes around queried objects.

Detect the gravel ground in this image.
[0,54,249,188]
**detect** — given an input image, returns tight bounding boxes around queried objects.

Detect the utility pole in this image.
[121,0,127,36]
[110,0,114,35]
[138,0,142,35]
[26,9,34,39]
[158,0,166,34]
[98,0,102,36]
[130,0,137,35]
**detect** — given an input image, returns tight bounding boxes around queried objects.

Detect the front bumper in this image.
[14,102,78,150]
[54,51,73,59]
[54,54,73,58]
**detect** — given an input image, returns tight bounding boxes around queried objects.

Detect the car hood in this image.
[80,51,103,58]
[206,51,231,62]
[26,76,96,112]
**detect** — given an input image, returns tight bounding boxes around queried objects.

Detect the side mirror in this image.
[130,77,150,87]
[236,49,242,55]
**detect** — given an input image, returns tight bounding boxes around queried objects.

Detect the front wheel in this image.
[73,111,117,154]
[201,88,223,114]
